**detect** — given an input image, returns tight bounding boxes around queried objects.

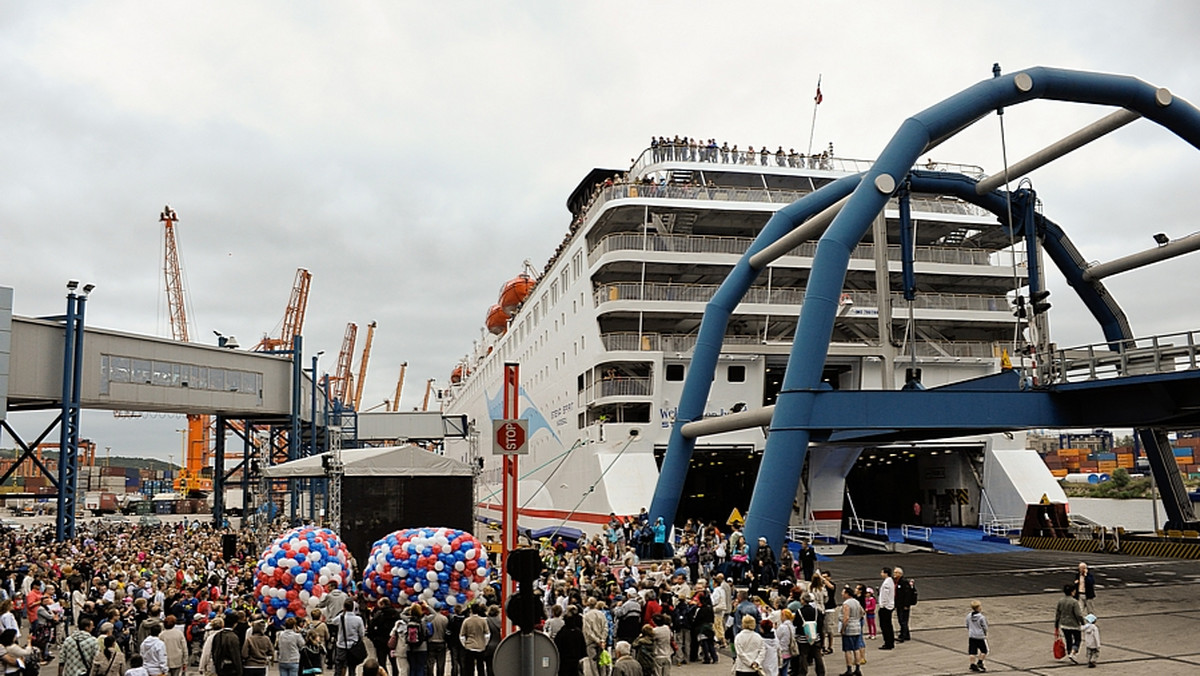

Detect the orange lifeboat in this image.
[450,364,471,384]
[498,274,537,313]
[486,303,510,335]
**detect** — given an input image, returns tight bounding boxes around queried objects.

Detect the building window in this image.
[666,364,685,381]
[727,365,746,382]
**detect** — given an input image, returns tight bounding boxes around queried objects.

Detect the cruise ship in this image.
[439,143,1059,539]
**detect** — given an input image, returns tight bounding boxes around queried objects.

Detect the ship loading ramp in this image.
[651,66,1200,554]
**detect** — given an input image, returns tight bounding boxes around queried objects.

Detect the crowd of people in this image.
[649,137,837,170]
[0,515,1112,676]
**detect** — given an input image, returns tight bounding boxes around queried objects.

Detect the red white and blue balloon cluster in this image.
[362,528,490,609]
[254,526,353,623]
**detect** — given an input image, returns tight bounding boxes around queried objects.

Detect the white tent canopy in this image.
[262,445,473,479]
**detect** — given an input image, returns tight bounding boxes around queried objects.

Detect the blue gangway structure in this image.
[650,66,1200,553]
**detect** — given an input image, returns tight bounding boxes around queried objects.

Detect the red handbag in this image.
[1053,628,1066,659]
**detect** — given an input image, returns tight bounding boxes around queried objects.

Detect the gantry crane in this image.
[389,363,408,412]
[254,268,312,352]
[351,321,376,411]
[160,206,213,497]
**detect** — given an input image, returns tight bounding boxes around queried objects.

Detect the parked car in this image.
[100,514,129,524]
[0,519,21,531]
[138,515,162,528]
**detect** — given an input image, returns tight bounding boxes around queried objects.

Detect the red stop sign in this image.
[496,420,527,453]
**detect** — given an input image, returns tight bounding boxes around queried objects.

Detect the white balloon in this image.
[426,571,437,581]
[413,583,423,592]
[299,591,310,602]
[445,594,457,606]
[319,575,330,586]
[397,568,408,578]
[454,562,465,572]
[429,581,439,591]
[434,561,444,572]
[309,552,322,562]
[464,549,477,560]
[295,573,307,585]
[276,608,286,619]
[441,544,452,554]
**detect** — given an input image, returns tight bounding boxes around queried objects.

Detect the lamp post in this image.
[309,350,324,522]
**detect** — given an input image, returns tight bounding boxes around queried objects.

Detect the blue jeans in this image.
[280,663,300,676]
[409,650,428,676]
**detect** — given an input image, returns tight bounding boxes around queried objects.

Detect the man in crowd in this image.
[893,566,917,643]
[877,567,896,650]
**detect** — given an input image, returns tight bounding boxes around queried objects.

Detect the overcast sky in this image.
[4,1,1200,464]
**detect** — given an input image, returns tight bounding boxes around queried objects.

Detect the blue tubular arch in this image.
[906,171,1132,344]
[741,67,1200,553]
[647,173,863,529]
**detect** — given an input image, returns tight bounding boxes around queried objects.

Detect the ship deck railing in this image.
[596,283,1013,314]
[600,331,1002,359]
[847,517,889,539]
[583,181,990,221]
[591,232,1000,267]
[628,146,986,182]
[579,377,654,402]
[1045,329,1200,384]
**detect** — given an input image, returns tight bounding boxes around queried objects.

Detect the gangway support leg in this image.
[213,416,226,528]
[1137,427,1199,531]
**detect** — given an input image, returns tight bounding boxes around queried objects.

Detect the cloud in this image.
[5,1,1200,463]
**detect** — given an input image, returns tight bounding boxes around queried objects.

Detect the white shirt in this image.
[878,577,896,611]
[0,611,19,639]
[710,586,727,613]
[140,636,168,676]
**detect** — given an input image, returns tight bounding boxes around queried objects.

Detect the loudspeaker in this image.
[222,533,238,561]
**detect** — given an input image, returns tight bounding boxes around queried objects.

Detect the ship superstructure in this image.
[441,145,1032,535]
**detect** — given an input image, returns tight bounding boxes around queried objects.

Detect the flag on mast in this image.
[814,75,823,105]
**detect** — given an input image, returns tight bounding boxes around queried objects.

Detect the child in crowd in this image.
[966,600,988,672]
[864,588,877,639]
[1082,614,1101,668]
[124,655,149,676]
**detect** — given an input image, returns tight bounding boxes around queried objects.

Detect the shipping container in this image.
[153,500,175,514]
[1094,452,1117,461]
[1050,469,1069,478]
[101,467,125,477]
[1173,447,1193,457]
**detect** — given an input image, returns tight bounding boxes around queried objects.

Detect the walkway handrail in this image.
[1046,329,1200,384]
[901,524,932,542]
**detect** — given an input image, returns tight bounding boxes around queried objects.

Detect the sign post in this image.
[500,363,520,636]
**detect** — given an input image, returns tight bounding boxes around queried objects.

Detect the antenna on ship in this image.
[806,74,824,157]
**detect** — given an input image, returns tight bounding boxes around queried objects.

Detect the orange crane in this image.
[254,268,312,352]
[328,323,358,404]
[389,363,408,412]
[160,206,213,497]
[351,321,377,411]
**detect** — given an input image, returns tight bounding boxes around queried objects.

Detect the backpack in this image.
[406,620,427,648]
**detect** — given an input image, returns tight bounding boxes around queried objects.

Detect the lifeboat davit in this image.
[450,364,470,384]
[486,304,510,335]
[498,274,537,314]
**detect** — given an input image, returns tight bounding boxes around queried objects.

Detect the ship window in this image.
[560,269,569,292]
[551,280,559,304]
[727,365,746,382]
[666,364,685,381]
[573,251,583,279]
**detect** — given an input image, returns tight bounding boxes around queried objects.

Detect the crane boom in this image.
[422,378,434,411]
[390,362,408,412]
[330,323,358,404]
[255,268,313,352]
[160,206,191,342]
[352,321,376,411]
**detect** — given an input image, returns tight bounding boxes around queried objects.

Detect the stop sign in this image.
[493,419,529,455]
